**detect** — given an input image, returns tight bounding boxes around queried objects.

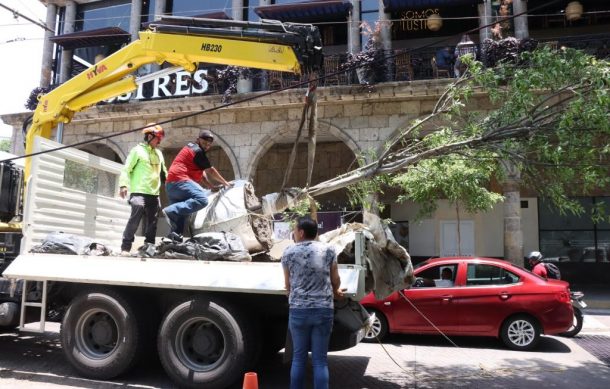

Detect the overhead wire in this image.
[0,0,592,168]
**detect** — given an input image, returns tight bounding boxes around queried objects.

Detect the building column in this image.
[258,0,271,90]
[378,0,392,81]
[512,0,529,39]
[478,0,493,42]
[232,0,252,92]
[348,0,361,54]
[502,161,523,265]
[232,0,244,21]
[147,0,167,73]
[130,0,143,41]
[154,0,166,20]
[40,3,57,88]
[59,1,76,83]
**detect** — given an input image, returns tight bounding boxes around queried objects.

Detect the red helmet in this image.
[142,123,164,140]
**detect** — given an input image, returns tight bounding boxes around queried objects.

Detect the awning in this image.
[255,0,352,22]
[383,0,478,12]
[49,27,130,50]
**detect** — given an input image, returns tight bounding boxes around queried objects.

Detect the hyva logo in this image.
[86,64,108,80]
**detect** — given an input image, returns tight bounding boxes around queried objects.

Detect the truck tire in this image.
[157,297,257,389]
[60,289,144,379]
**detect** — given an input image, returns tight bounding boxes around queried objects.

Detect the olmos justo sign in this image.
[400,8,441,31]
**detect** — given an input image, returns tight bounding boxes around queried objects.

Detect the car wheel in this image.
[363,310,388,342]
[157,297,257,389]
[60,289,144,379]
[500,314,540,351]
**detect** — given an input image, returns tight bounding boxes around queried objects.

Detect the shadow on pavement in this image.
[2,329,607,389]
[231,352,404,389]
[381,333,572,353]
[0,330,174,389]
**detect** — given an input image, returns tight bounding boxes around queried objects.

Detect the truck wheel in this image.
[157,297,256,389]
[363,309,388,342]
[500,314,540,351]
[60,289,143,379]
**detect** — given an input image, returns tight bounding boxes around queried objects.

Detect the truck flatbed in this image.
[3,253,364,297]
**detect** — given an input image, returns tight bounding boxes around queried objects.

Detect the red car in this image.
[361,257,574,350]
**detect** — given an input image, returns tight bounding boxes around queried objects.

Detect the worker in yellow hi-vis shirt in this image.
[118,124,168,256]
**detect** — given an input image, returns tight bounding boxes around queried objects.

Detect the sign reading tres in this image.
[107,69,211,102]
[400,8,441,31]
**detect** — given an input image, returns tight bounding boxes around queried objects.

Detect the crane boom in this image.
[25,17,323,179]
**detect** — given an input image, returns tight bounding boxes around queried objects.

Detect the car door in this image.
[451,262,521,335]
[392,263,460,333]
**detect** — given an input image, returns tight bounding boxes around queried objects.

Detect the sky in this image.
[0,0,46,139]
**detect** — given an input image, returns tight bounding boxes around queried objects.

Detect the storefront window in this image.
[143,0,158,22]
[361,0,378,48]
[72,1,131,65]
[539,197,610,263]
[75,0,131,32]
[170,0,230,17]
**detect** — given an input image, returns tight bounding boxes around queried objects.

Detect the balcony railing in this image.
[71,33,609,104]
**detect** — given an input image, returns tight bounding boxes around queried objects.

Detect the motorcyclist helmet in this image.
[527,250,543,263]
[142,123,165,142]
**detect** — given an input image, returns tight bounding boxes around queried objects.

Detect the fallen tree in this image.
[305,44,609,219]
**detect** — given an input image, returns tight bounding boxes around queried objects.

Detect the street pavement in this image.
[1,313,610,388]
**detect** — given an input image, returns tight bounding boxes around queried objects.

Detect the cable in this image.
[0,0,582,165]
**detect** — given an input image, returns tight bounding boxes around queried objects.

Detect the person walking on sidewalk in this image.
[119,124,167,255]
[281,216,344,389]
[162,129,232,240]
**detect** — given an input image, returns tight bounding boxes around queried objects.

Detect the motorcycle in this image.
[559,291,586,337]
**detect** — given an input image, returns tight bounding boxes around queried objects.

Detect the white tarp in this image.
[320,214,415,300]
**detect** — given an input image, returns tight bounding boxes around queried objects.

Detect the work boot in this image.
[137,242,157,257]
[166,231,184,243]
[162,209,178,232]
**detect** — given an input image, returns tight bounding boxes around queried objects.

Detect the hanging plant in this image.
[216,66,251,104]
[340,21,390,87]
[481,37,538,67]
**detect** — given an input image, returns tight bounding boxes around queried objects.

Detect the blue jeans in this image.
[164,180,209,234]
[288,308,334,389]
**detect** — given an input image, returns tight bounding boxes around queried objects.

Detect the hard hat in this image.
[198,129,214,141]
[526,251,543,262]
[142,123,164,140]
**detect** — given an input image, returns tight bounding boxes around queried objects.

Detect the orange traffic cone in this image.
[243,372,258,389]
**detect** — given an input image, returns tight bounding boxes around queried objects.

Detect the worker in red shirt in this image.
[527,251,548,278]
[162,129,232,240]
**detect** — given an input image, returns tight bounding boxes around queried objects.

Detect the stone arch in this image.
[73,136,125,162]
[246,120,360,180]
[248,120,360,211]
[375,114,430,157]
[211,131,241,178]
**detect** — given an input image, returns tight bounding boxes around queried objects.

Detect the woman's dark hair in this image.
[296,216,318,239]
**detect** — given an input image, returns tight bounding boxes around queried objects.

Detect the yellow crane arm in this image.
[26,17,323,179]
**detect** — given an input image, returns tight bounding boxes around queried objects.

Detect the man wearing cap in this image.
[162,129,232,239]
[119,123,167,255]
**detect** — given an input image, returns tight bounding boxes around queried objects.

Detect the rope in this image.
[280,78,314,190]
